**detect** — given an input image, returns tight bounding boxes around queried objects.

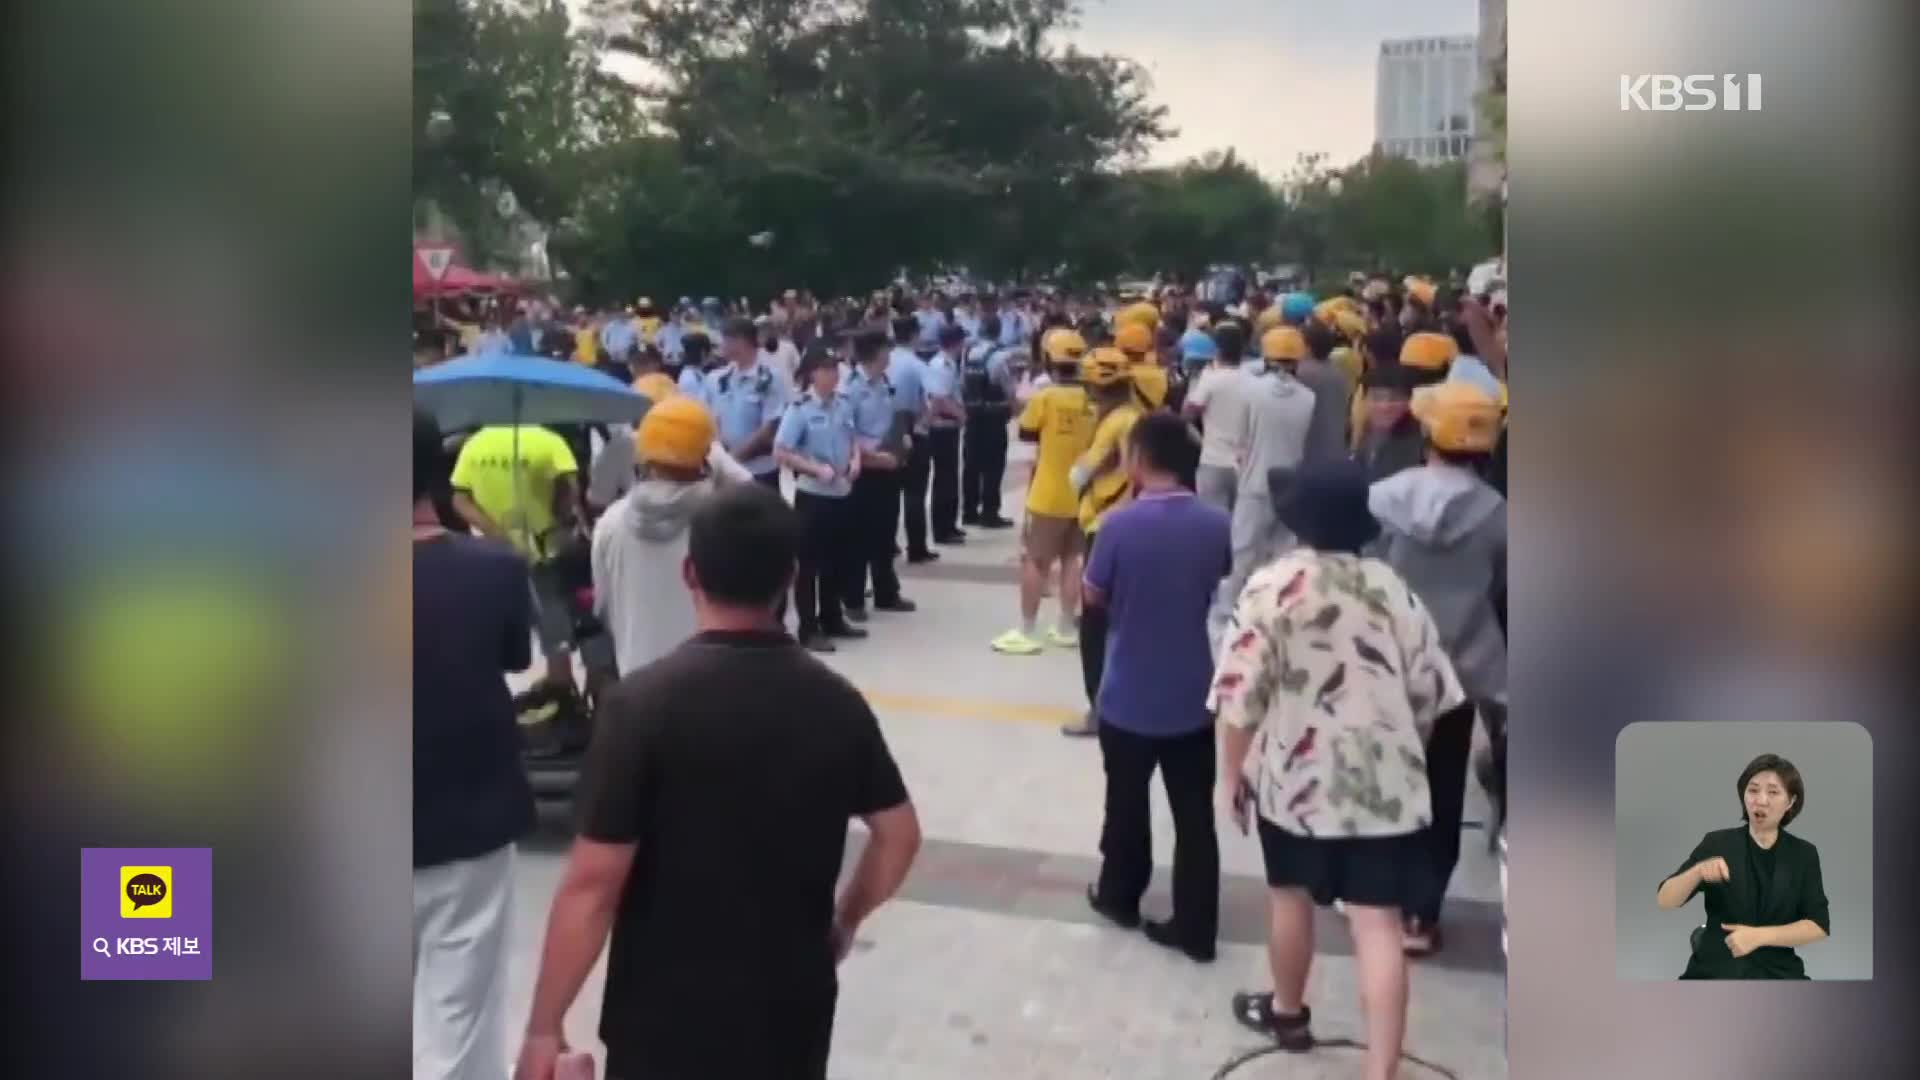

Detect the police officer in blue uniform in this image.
[886,315,937,562]
[843,329,917,618]
[925,323,969,544]
[773,343,867,652]
[960,314,1018,528]
[674,330,712,400]
[705,318,790,489]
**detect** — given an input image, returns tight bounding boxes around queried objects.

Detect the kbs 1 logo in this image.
[1619,74,1763,112]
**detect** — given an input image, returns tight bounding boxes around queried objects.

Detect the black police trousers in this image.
[900,429,933,556]
[961,407,1010,521]
[847,468,906,609]
[792,490,857,637]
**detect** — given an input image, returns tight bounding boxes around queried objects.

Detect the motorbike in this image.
[514,531,619,800]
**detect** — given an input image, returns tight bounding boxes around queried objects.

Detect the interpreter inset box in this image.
[1614,722,1871,981]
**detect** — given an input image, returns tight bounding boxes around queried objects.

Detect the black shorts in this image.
[1257,819,1423,910]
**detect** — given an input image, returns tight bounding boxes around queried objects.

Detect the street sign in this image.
[417,244,456,281]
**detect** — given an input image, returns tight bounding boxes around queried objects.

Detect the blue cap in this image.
[1179,329,1217,364]
[1280,292,1316,324]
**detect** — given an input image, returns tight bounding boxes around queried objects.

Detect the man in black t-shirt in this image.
[516,484,921,1080]
[413,409,537,1080]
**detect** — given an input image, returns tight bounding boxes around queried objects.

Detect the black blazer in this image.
[1665,826,1830,979]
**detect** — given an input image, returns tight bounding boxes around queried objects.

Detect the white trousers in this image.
[414,844,514,1080]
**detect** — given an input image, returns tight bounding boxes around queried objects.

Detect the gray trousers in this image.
[1209,492,1295,652]
[1195,464,1238,516]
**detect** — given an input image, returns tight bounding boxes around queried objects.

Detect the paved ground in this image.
[503,440,1507,1079]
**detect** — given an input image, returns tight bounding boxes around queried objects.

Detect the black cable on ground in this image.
[1211,1037,1460,1079]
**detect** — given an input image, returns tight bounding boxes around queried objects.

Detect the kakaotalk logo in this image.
[1620,74,1763,112]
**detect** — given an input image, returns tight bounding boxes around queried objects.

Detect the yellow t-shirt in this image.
[1078,403,1142,534]
[638,316,663,343]
[1017,384,1094,519]
[573,327,598,365]
[449,426,580,560]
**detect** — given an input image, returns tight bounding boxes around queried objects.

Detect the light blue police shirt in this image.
[886,347,927,419]
[601,319,636,356]
[844,366,896,448]
[704,359,790,475]
[775,391,857,498]
[924,352,962,429]
[676,365,708,402]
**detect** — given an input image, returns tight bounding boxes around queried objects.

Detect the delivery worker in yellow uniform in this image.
[1061,347,1143,735]
[1113,321,1168,414]
[991,328,1093,655]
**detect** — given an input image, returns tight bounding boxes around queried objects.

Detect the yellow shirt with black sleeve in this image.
[1077,403,1143,534]
[1017,384,1095,519]
[449,425,579,561]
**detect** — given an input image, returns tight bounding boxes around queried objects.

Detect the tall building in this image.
[1374,35,1479,165]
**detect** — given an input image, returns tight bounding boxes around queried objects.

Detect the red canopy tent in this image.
[414,243,522,302]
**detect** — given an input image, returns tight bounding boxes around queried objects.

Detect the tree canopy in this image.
[414,0,1495,300]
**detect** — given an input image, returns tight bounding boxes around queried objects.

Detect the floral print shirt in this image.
[1208,549,1465,839]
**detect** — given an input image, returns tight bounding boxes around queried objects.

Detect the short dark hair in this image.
[853,328,890,363]
[722,316,757,343]
[1127,412,1195,476]
[1738,753,1806,827]
[1302,321,1338,361]
[1449,321,1478,358]
[1213,322,1246,363]
[688,485,799,608]
[939,322,967,345]
[891,315,918,344]
[979,314,1002,340]
[681,332,711,365]
[413,409,443,504]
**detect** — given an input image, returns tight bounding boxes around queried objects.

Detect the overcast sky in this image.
[575,0,1479,180]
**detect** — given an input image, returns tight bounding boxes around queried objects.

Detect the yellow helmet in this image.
[1041,327,1089,364]
[1329,309,1368,342]
[636,395,716,470]
[1400,331,1459,371]
[1113,321,1154,356]
[1404,276,1438,307]
[1253,308,1283,332]
[632,372,678,402]
[1079,347,1129,387]
[1411,381,1502,453]
[1129,363,1169,409]
[1116,301,1160,330]
[1260,327,1309,362]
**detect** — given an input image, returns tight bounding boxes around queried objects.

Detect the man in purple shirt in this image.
[1081,412,1232,963]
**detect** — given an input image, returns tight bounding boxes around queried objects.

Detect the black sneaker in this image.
[1143,919,1215,963]
[906,549,940,564]
[825,623,869,640]
[933,532,967,545]
[843,606,869,623]
[961,513,982,526]
[873,597,918,613]
[979,515,1015,529]
[800,633,837,654]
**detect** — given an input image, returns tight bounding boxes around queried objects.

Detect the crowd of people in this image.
[412,270,1510,1080]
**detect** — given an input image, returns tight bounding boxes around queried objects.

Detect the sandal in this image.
[1230,991,1313,1052]
[1402,918,1444,958]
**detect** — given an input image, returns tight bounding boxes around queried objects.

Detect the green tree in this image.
[414,0,640,266]
[570,0,1167,297]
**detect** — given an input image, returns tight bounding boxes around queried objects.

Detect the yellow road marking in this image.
[860,690,1081,726]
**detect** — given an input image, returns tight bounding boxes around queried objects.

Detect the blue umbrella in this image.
[413,352,647,431]
[414,353,650,553]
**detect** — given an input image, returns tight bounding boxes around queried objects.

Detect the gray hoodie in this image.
[1369,462,1507,702]
[591,478,715,675]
